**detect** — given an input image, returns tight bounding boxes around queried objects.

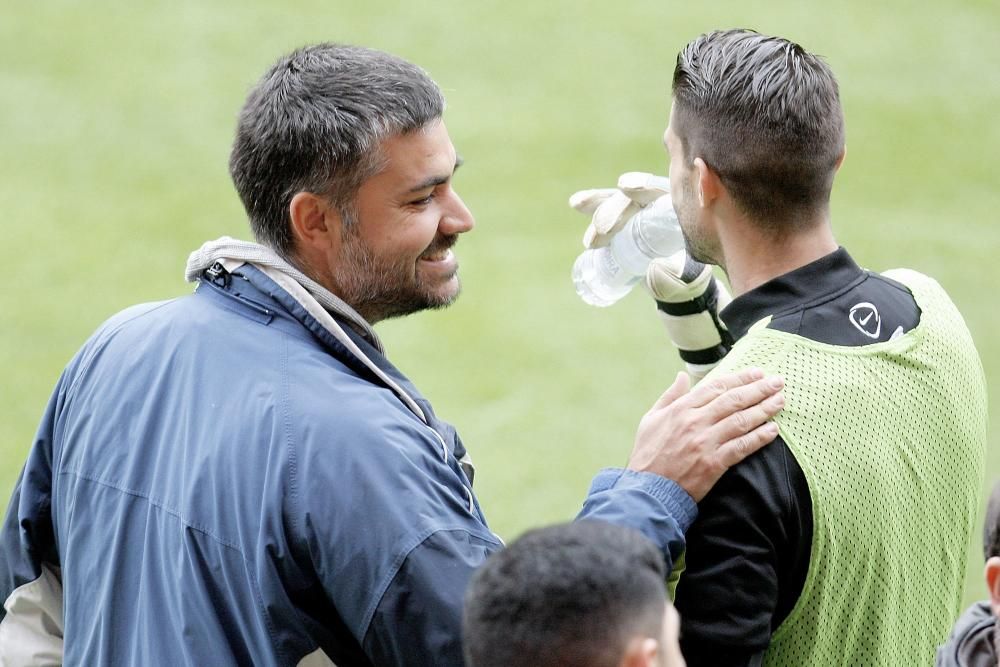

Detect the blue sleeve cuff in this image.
[576,468,697,570]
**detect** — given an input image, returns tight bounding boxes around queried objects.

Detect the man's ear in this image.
[835,145,847,171]
[618,637,660,667]
[985,556,1000,617]
[693,157,721,208]
[289,191,343,254]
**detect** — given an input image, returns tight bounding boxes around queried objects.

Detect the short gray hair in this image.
[229,43,446,254]
[672,29,845,232]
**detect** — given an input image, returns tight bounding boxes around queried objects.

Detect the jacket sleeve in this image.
[577,468,698,572]
[291,400,504,667]
[0,376,66,665]
[292,396,701,664]
[361,469,699,665]
[362,528,501,666]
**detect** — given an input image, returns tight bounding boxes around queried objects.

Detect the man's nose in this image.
[440,189,475,234]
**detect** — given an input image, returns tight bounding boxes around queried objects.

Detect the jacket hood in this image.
[936,602,997,667]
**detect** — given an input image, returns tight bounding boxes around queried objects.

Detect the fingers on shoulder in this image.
[688,368,761,406]
[651,372,691,411]
[693,370,784,412]
[717,420,780,469]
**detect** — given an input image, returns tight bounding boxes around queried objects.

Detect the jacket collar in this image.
[720,247,864,341]
[185,236,382,351]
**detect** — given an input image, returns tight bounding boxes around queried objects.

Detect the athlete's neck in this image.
[721,222,839,298]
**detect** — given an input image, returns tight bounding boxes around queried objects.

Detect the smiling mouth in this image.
[420,235,458,263]
[420,248,453,262]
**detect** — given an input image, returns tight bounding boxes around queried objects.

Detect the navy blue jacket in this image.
[0,264,695,665]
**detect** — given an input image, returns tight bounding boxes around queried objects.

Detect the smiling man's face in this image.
[328,119,475,323]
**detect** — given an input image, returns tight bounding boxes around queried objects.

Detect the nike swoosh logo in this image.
[848,302,881,339]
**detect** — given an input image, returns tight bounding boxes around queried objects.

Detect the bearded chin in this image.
[331,231,463,324]
[681,226,715,265]
[373,276,461,322]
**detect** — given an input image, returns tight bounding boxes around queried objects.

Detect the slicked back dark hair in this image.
[229,43,446,254]
[983,481,1000,559]
[463,521,668,667]
[672,29,845,232]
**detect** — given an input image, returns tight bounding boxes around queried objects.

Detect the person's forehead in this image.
[663,105,678,147]
[379,120,456,178]
[663,126,682,159]
[662,604,684,667]
[665,603,680,635]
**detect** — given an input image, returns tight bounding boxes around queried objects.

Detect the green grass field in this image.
[3,0,998,610]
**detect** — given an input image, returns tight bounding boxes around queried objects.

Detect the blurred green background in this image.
[2,0,998,609]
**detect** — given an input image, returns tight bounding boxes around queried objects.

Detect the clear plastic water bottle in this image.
[572,196,684,307]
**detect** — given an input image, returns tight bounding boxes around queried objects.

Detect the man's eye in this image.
[409,194,435,206]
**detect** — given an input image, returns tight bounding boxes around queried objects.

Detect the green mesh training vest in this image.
[702,269,987,666]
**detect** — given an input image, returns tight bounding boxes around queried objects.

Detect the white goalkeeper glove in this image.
[646,249,734,382]
[570,172,734,383]
[569,171,668,249]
